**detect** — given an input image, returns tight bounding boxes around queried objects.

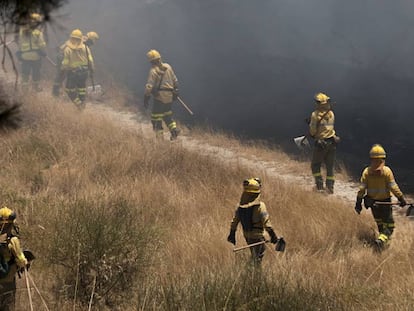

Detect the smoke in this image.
[54,0,414,191]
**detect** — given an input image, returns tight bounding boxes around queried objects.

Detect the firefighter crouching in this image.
[0,207,29,311]
[144,49,180,141]
[227,178,279,266]
[354,144,407,249]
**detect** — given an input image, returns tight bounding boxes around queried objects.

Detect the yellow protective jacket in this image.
[58,40,70,54]
[0,234,27,283]
[18,27,46,61]
[357,165,404,200]
[309,109,335,139]
[230,198,274,240]
[61,41,94,71]
[145,63,178,104]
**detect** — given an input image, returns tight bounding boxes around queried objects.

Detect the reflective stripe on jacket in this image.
[357,165,404,200]
[19,27,46,61]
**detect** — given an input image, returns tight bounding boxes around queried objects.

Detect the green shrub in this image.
[45,197,159,307]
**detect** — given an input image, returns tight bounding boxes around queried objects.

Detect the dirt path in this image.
[85,104,362,204]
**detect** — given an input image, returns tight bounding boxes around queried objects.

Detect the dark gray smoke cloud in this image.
[56,0,414,191]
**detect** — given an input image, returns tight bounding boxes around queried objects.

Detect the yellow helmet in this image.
[70,29,83,40]
[30,13,42,22]
[87,31,99,43]
[243,178,261,194]
[314,92,330,104]
[0,207,16,223]
[147,49,161,62]
[369,144,386,159]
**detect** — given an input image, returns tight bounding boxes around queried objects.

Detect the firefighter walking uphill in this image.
[227,178,280,266]
[61,29,94,109]
[144,49,180,141]
[53,30,99,97]
[354,144,407,250]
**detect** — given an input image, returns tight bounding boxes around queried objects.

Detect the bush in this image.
[45,197,159,307]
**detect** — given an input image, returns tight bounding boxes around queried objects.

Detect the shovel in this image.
[293,135,310,151]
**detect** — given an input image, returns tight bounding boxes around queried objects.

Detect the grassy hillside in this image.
[1,89,414,310]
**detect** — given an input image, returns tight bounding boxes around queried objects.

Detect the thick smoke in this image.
[55,0,414,191]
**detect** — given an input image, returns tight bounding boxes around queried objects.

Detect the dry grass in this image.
[0,87,413,310]
[189,127,352,183]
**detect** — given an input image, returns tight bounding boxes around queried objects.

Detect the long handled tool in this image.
[45,55,56,66]
[374,201,414,217]
[374,201,399,206]
[85,45,95,91]
[24,268,34,311]
[233,237,286,253]
[233,240,268,252]
[177,96,194,115]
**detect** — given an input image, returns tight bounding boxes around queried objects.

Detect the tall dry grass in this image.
[0,89,413,310]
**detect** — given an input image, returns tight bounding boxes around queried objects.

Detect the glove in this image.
[399,196,407,207]
[227,229,236,245]
[172,88,179,101]
[16,257,28,270]
[267,229,278,244]
[143,95,150,110]
[355,197,363,214]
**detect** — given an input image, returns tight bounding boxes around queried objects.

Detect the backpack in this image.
[0,243,10,279]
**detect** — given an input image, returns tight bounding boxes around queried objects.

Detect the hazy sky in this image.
[55,0,414,189]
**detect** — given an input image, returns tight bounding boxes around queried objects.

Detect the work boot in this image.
[374,239,384,252]
[155,131,164,140]
[374,234,388,252]
[52,85,60,97]
[313,179,324,193]
[326,179,334,194]
[73,98,84,110]
[170,128,180,141]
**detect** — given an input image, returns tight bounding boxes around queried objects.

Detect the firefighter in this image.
[144,49,180,141]
[52,31,99,97]
[354,144,407,249]
[16,13,46,92]
[83,31,99,48]
[0,207,29,311]
[61,29,94,109]
[227,178,279,266]
[52,36,70,97]
[308,92,339,194]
